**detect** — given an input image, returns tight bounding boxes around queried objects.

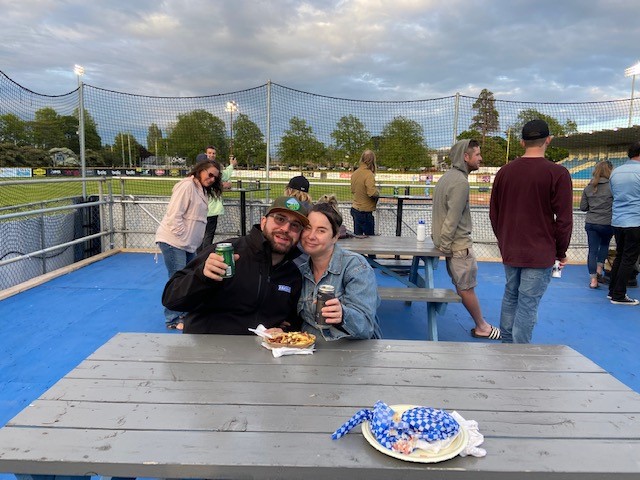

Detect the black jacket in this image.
[162,225,303,334]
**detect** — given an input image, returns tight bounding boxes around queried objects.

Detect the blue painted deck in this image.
[0,251,638,480]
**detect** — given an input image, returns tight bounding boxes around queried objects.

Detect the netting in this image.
[1,71,639,289]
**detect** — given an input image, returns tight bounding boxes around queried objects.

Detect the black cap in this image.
[287,175,310,192]
[522,119,550,140]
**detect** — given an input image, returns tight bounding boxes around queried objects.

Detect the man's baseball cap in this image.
[266,196,310,226]
[195,153,208,162]
[521,119,550,140]
[287,175,310,192]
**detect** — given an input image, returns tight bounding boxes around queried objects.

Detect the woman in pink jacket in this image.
[156,161,221,329]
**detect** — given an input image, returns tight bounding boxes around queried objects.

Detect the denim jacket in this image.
[298,244,382,340]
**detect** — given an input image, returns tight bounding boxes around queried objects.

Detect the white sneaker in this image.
[610,295,640,306]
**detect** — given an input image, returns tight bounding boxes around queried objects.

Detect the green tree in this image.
[233,114,266,168]
[113,132,143,167]
[0,113,29,145]
[0,143,49,167]
[457,130,508,167]
[80,109,102,152]
[277,116,325,168]
[378,116,428,170]
[30,107,66,150]
[146,123,163,156]
[510,109,577,162]
[470,89,500,146]
[166,109,227,163]
[330,114,371,164]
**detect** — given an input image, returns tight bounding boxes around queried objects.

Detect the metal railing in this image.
[0,177,589,292]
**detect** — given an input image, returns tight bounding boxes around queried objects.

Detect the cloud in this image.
[0,0,638,103]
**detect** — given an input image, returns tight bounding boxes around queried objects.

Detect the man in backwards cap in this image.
[489,120,573,343]
[163,196,309,334]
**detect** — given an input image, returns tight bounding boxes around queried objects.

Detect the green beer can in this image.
[215,243,235,278]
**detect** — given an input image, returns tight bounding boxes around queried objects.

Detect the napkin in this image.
[261,342,315,358]
[450,411,486,458]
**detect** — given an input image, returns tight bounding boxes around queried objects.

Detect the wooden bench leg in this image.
[427,302,449,341]
[427,303,438,341]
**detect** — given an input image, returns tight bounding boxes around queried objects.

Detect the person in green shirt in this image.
[197,145,237,251]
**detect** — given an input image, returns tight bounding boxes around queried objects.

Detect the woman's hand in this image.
[321,297,343,325]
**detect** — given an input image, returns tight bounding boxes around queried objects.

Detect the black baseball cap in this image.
[287,175,310,192]
[522,120,550,140]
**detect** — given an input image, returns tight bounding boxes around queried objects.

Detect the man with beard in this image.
[162,196,309,334]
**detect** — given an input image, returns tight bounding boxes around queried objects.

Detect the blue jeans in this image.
[585,223,613,275]
[500,265,552,344]
[350,208,375,235]
[157,242,196,325]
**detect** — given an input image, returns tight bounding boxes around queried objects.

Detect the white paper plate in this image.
[361,404,468,463]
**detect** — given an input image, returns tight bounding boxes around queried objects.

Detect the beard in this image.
[263,226,297,255]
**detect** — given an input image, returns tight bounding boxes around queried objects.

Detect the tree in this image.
[80,109,102,152]
[277,116,325,167]
[233,114,266,168]
[470,89,500,146]
[378,116,428,170]
[146,123,163,156]
[330,115,371,164]
[113,132,143,167]
[0,113,29,145]
[457,130,508,167]
[30,107,66,150]
[166,109,228,163]
[510,109,578,162]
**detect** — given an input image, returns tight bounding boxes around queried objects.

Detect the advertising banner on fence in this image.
[0,167,32,178]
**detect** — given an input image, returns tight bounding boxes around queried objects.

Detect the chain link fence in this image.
[0,176,589,292]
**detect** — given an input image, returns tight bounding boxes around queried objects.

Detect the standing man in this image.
[350,149,379,236]
[163,196,309,334]
[432,139,500,340]
[197,145,238,250]
[490,120,573,343]
[607,141,640,305]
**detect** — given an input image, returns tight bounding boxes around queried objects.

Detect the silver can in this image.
[316,285,336,325]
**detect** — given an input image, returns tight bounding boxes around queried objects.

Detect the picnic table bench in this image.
[378,287,461,341]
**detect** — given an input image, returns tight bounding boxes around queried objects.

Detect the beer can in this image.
[215,243,235,278]
[316,285,336,325]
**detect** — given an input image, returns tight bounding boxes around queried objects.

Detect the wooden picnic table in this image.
[1,333,639,479]
[339,236,459,340]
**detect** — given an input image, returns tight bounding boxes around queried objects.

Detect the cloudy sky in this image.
[1,0,639,103]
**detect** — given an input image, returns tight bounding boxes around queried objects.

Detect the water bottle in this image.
[417,220,426,242]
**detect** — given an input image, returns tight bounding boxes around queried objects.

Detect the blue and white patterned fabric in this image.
[331,401,460,452]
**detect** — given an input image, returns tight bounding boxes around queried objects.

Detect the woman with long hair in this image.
[580,160,614,289]
[350,149,379,236]
[156,161,221,328]
[297,198,382,340]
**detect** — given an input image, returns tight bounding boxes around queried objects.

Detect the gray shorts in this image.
[445,246,478,291]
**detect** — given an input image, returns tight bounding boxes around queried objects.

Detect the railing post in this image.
[78,79,87,200]
[453,92,460,145]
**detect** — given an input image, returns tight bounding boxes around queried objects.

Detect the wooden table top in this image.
[1,333,639,479]
[338,236,442,257]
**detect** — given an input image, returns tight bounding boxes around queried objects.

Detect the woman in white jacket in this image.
[156,161,221,328]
